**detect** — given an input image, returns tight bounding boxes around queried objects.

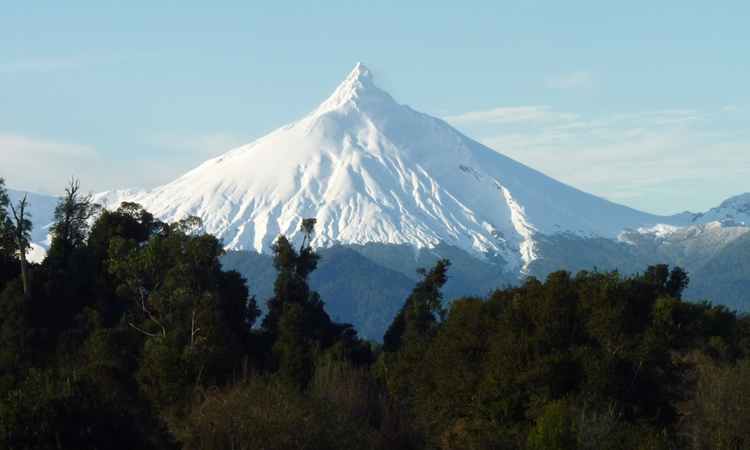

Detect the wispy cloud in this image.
[146,131,246,155]
[0,132,185,195]
[450,106,750,213]
[0,54,157,74]
[0,132,99,194]
[0,129,246,196]
[0,133,97,160]
[609,109,700,125]
[545,70,600,90]
[443,106,578,124]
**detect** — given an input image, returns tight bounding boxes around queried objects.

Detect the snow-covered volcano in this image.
[104,63,696,271]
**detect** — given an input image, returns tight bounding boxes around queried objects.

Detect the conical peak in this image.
[313,63,389,115]
[345,62,374,88]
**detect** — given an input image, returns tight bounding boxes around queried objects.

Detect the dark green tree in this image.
[378,259,451,414]
[0,368,158,449]
[47,177,101,267]
[382,258,451,353]
[88,202,166,253]
[262,218,321,341]
[109,216,259,411]
[262,219,359,390]
[525,399,578,450]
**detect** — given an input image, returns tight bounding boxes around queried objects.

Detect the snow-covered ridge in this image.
[312,62,383,115]
[691,193,750,226]
[14,64,748,272]
[94,63,710,272]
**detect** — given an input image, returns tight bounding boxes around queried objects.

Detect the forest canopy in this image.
[1,177,749,449]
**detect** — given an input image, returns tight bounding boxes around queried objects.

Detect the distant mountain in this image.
[689,193,750,226]
[684,230,750,311]
[99,63,702,274]
[8,64,750,338]
[6,189,57,262]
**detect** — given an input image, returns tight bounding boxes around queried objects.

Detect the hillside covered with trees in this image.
[1,176,749,449]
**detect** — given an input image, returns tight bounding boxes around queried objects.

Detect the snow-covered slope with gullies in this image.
[103,64,705,271]
[690,193,750,226]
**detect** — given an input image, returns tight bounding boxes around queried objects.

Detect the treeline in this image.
[1,177,749,449]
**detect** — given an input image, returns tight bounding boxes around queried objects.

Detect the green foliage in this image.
[88,202,166,254]
[376,264,736,448]
[0,369,82,448]
[0,283,33,392]
[526,399,577,450]
[262,233,321,341]
[262,219,364,390]
[274,301,314,391]
[378,258,451,428]
[2,178,750,449]
[382,258,450,353]
[0,368,156,449]
[109,216,258,411]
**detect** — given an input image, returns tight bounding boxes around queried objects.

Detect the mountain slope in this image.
[102,63,696,272]
[6,189,57,262]
[689,193,750,226]
[683,230,750,311]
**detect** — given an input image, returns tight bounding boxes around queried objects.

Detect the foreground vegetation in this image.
[1,177,749,449]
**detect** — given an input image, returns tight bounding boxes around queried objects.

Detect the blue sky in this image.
[1,1,748,215]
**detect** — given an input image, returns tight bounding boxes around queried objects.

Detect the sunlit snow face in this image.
[21,64,740,273]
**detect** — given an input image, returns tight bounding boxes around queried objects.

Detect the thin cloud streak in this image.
[545,70,600,90]
[0,54,158,74]
[0,133,97,160]
[0,132,183,195]
[146,131,246,155]
[443,106,578,124]
[461,107,750,213]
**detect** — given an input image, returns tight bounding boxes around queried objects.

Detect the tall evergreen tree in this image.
[382,258,451,353]
[262,218,322,341]
[262,219,357,389]
[378,259,451,413]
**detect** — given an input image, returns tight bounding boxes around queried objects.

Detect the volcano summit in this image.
[103,63,698,273]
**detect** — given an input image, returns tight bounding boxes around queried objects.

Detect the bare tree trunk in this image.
[16,235,29,297]
[10,195,31,297]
